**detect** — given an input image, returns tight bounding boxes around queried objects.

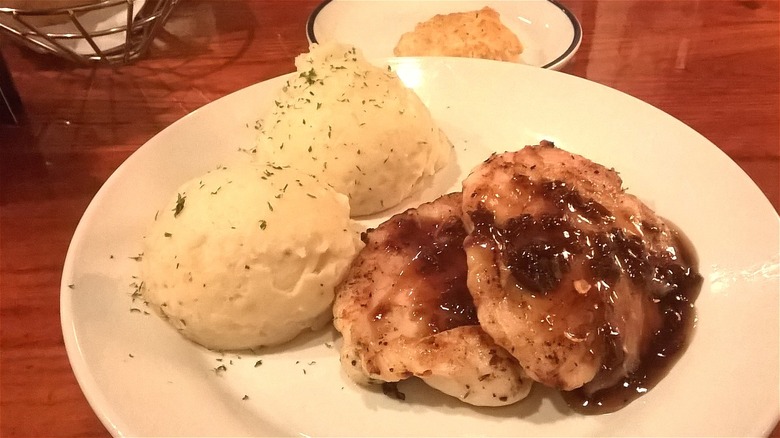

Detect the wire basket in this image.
[0,0,179,65]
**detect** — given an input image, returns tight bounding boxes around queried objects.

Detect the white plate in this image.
[61,58,779,437]
[306,0,582,70]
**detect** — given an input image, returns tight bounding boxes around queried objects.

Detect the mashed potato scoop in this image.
[141,162,363,350]
[256,42,452,216]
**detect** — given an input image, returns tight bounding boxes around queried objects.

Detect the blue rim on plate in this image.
[542,0,582,69]
[305,0,583,70]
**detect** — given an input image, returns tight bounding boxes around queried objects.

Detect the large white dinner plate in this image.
[61,57,779,437]
[306,0,582,70]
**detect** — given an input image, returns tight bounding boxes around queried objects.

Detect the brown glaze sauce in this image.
[381,203,479,334]
[468,176,702,414]
[563,223,701,414]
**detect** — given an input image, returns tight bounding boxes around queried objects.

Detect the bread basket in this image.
[0,0,178,65]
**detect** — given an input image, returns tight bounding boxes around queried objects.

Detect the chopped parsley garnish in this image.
[173,193,186,217]
[299,68,319,85]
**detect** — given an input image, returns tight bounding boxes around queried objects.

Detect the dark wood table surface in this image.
[1,0,778,436]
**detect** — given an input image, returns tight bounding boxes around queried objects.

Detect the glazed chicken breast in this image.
[333,193,532,406]
[461,142,701,405]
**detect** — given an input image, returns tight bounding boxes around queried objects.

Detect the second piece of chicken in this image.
[333,193,532,406]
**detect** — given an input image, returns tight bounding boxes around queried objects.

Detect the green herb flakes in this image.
[299,68,319,85]
[173,193,186,217]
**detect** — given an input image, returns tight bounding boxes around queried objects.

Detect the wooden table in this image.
[1,1,777,436]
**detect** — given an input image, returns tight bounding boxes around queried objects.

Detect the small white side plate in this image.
[306,0,582,70]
